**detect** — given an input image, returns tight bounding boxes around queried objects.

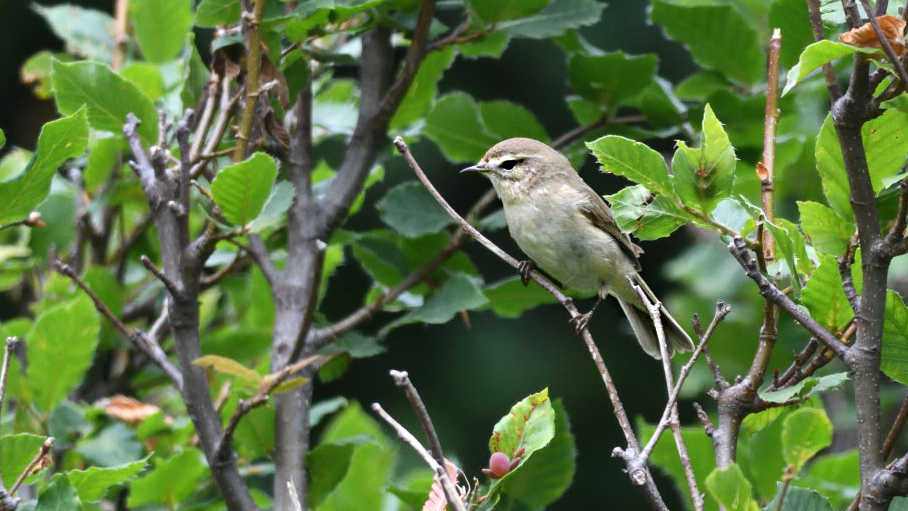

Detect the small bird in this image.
[462,138,693,359]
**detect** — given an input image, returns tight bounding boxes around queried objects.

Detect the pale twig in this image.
[371,403,466,511]
[0,338,19,510]
[759,28,782,262]
[632,283,704,511]
[233,0,267,161]
[9,438,54,495]
[389,370,446,466]
[53,260,183,388]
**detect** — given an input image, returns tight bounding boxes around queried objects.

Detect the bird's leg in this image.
[517,260,565,288]
[569,284,608,333]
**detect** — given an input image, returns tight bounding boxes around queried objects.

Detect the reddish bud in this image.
[487,451,512,478]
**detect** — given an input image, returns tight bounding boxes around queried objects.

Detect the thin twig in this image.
[9,438,54,495]
[389,370,446,466]
[0,338,19,510]
[53,260,183,388]
[140,255,183,297]
[840,240,861,312]
[233,0,267,161]
[728,237,847,358]
[111,0,129,70]
[372,403,466,511]
[806,0,842,101]
[760,28,782,262]
[0,212,43,232]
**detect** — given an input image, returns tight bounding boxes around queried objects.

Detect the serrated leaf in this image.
[672,104,736,214]
[35,475,81,511]
[194,0,241,26]
[767,483,836,511]
[0,108,88,224]
[489,389,555,460]
[782,408,832,472]
[798,201,854,255]
[480,101,549,142]
[381,273,488,335]
[882,290,908,386]
[606,185,692,240]
[1,434,48,488]
[127,450,209,507]
[210,152,278,226]
[705,463,760,511]
[64,457,149,502]
[193,354,263,383]
[760,373,848,403]
[377,181,453,238]
[391,46,456,129]
[651,1,764,85]
[424,93,499,162]
[32,3,114,62]
[569,52,658,113]
[496,0,603,39]
[587,135,672,196]
[52,59,158,144]
[249,180,294,233]
[801,254,853,333]
[27,294,100,412]
[483,276,556,318]
[497,399,575,510]
[131,0,191,63]
[783,41,879,95]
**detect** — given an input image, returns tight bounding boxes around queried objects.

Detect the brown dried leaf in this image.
[838,15,906,56]
[423,460,461,511]
[100,395,162,425]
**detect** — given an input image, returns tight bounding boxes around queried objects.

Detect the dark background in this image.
[0,1,699,509]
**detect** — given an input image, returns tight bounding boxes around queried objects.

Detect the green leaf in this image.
[52,59,158,144]
[651,1,764,85]
[705,463,760,511]
[0,108,88,224]
[882,291,908,386]
[568,52,658,113]
[498,399,575,510]
[798,201,854,255]
[587,135,672,196]
[798,450,859,510]
[760,372,848,404]
[210,152,279,226]
[1,434,48,488]
[783,41,878,95]
[801,254,853,333]
[232,401,275,459]
[131,0,191,63]
[35,475,81,511]
[480,101,550,142]
[248,180,294,233]
[64,457,149,502]
[782,407,832,472]
[889,497,908,511]
[32,3,114,62]
[381,273,489,335]
[193,354,263,383]
[76,422,144,467]
[496,0,604,39]
[606,185,693,240]
[766,484,835,511]
[21,51,64,100]
[424,92,499,162]
[351,232,409,288]
[815,109,908,220]
[483,276,556,318]
[489,389,555,470]
[127,450,209,507]
[769,0,818,69]
[470,0,549,23]
[120,62,165,100]
[27,294,100,412]
[390,46,456,129]
[318,402,395,511]
[307,441,356,508]
[83,135,121,192]
[377,181,453,238]
[672,104,736,214]
[195,0,241,26]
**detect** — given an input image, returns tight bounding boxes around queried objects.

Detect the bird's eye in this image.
[500,159,519,170]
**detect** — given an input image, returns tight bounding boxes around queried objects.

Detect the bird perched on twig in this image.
[462,138,693,359]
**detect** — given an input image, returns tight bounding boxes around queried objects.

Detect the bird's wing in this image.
[577,185,643,269]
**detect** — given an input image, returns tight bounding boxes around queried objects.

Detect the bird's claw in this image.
[517,260,535,286]
[569,312,593,333]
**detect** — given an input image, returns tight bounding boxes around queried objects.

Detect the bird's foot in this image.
[517,260,536,286]
[569,312,593,333]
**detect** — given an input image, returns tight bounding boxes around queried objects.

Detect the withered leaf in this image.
[838,15,906,57]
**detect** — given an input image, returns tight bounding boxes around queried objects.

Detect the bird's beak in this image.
[460,163,489,174]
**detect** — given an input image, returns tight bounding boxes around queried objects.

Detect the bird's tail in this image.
[617,275,694,360]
